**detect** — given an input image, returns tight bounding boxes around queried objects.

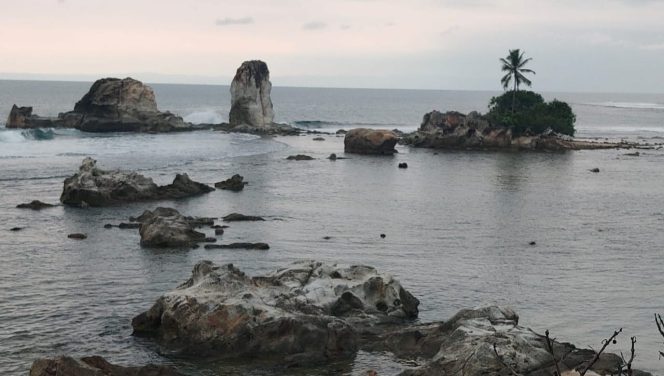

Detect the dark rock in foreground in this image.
[132,260,418,364]
[344,128,399,155]
[222,213,265,222]
[60,158,213,207]
[135,207,206,248]
[7,78,189,133]
[17,200,55,210]
[30,355,183,376]
[214,174,247,191]
[403,110,631,151]
[286,154,314,160]
[204,242,269,250]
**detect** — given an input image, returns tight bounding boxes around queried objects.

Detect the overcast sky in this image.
[1,0,663,92]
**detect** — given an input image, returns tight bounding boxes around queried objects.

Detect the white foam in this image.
[183,110,225,124]
[0,130,27,143]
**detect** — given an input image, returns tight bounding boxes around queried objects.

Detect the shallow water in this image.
[1,81,664,374]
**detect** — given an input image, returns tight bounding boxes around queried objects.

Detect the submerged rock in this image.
[214,174,247,191]
[16,200,55,210]
[135,207,206,248]
[60,158,213,207]
[204,242,269,250]
[29,355,183,376]
[344,128,399,155]
[229,60,275,129]
[286,154,314,160]
[132,260,418,364]
[222,213,265,222]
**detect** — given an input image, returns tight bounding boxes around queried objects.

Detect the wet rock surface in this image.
[134,207,206,248]
[344,128,399,155]
[214,174,247,191]
[132,260,419,364]
[29,355,183,376]
[222,213,265,222]
[60,158,213,207]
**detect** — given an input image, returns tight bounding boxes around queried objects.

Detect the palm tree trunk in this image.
[511,75,517,113]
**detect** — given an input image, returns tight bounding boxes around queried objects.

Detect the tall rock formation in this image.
[229,60,275,128]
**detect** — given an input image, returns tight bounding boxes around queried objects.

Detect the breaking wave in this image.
[183,110,225,124]
[0,128,56,143]
[581,102,664,110]
[291,120,404,129]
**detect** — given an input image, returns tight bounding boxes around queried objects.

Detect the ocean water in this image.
[1,80,664,375]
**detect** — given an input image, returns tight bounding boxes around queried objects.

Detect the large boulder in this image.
[136,207,206,248]
[229,60,275,129]
[132,260,419,365]
[5,105,62,128]
[30,355,183,376]
[344,128,399,155]
[60,158,213,207]
[365,306,648,376]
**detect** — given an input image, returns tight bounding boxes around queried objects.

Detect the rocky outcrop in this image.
[344,128,399,155]
[286,154,314,160]
[222,213,264,222]
[16,200,56,210]
[30,355,183,376]
[132,260,419,364]
[214,174,247,191]
[363,306,650,376]
[403,110,627,151]
[60,158,213,207]
[229,60,275,129]
[204,242,269,250]
[135,207,206,248]
[7,78,189,132]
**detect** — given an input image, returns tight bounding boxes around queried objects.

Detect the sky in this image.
[1,0,664,92]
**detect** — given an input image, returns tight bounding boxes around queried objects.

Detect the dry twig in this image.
[619,336,636,376]
[578,328,622,376]
[655,314,664,358]
[544,330,562,376]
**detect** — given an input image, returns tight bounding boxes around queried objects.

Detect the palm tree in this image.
[500,49,535,112]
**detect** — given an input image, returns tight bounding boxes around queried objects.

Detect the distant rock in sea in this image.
[229,60,275,129]
[135,207,206,248]
[344,128,399,155]
[60,157,214,207]
[30,355,183,376]
[7,77,189,133]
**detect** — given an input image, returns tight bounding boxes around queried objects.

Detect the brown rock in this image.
[344,128,398,155]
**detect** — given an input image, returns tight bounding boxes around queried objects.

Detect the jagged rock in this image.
[363,306,649,376]
[204,242,269,250]
[60,158,213,207]
[222,213,265,222]
[214,174,247,191]
[29,355,183,376]
[16,200,55,210]
[132,260,418,364]
[6,105,62,128]
[344,128,399,155]
[286,154,314,160]
[136,207,206,248]
[229,60,275,129]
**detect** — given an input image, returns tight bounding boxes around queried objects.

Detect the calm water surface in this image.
[0,81,663,375]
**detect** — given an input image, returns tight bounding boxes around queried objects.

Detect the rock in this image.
[204,242,269,250]
[328,153,337,161]
[16,200,55,210]
[68,233,87,240]
[398,162,408,169]
[135,207,206,248]
[10,227,24,232]
[313,137,325,141]
[60,158,213,207]
[214,174,247,191]
[29,355,183,376]
[229,60,275,129]
[222,213,265,222]
[286,154,314,160]
[336,129,347,135]
[367,306,646,376]
[344,128,399,155]
[323,236,331,240]
[529,241,537,245]
[119,222,141,229]
[590,168,600,173]
[104,223,114,229]
[214,228,224,235]
[132,260,418,364]
[71,77,188,133]
[625,151,640,156]
[380,234,386,238]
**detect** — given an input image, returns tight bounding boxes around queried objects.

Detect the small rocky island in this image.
[7,78,189,132]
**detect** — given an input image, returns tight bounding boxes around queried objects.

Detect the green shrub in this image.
[487,91,576,136]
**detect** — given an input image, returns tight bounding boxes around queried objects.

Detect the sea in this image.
[1,80,663,375]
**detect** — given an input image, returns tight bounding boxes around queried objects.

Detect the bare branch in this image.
[578,328,622,376]
[545,330,562,376]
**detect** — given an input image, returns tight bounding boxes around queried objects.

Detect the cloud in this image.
[302,21,327,30]
[215,17,254,26]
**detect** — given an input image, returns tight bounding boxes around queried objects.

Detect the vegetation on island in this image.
[487,49,576,137]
